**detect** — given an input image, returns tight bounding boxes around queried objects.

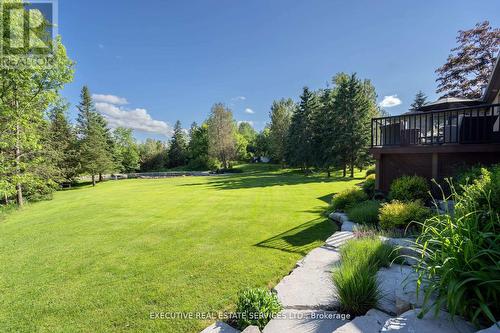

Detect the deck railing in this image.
[371,103,500,147]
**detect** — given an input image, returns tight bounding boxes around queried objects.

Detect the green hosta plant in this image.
[236,287,282,330]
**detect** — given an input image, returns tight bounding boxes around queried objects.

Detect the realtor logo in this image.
[0,0,58,67]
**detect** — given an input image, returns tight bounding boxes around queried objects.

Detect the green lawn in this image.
[0,165,362,333]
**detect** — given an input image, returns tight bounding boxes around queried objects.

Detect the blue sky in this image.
[58,0,500,140]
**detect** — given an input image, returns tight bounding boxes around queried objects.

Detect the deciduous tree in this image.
[436,21,500,99]
[269,98,294,166]
[0,2,74,205]
[113,127,140,173]
[207,103,237,169]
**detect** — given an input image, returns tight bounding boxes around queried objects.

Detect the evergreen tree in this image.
[269,98,294,166]
[168,120,188,168]
[47,99,79,184]
[76,86,114,186]
[311,88,337,176]
[286,87,320,173]
[410,91,427,110]
[113,127,140,173]
[333,74,379,177]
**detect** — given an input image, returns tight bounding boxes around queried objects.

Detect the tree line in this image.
[1,2,496,209]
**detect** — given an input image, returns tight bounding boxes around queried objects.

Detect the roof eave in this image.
[482,51,500,103]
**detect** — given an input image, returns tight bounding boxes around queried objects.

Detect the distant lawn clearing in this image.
[0,165,362,333]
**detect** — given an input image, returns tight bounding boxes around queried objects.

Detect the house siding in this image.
[377,151,500,193]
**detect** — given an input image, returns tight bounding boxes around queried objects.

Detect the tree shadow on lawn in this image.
[254,218,336,255]
[179,172,364,190]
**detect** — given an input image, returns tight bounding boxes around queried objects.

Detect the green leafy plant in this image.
[365,166,376,177]
[333,238,396,316]
[362,174,376,198]
[236,287,282,330]
[412,171,500,328]
[389,175,429,202]
[331,188,368,211]
[379,200,430,229]
[346,200,380,225]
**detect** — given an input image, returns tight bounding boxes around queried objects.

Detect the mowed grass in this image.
[0,165,362,333]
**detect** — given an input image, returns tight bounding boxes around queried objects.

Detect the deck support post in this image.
[432,152,439,181]
[375,156,381,190]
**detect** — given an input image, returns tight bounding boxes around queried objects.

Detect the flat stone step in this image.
[274,246,341,310]
[376,264,429,316]
[263,309,349,333]
[333,309,391,333]
[325,231,355,249]
[200,321,240,333]
[381,308,475,333]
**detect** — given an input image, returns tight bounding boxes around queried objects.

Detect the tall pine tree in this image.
[333,74,379,177]
[410,91,427,110]
[286,87,320,173]
[168,120,188,168]
[47,99,79,185]
[76,86,114,186]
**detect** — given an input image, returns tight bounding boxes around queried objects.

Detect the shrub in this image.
[362,174,376,198]
[333,238,395,316]
[413,175,500,327]
[332,188,368,211]
[389,175,429,202]
[454,164,483,187]
[346,200,380,225]
[379,200,430,229]
[236,288,282,330]
[366,166,376,177]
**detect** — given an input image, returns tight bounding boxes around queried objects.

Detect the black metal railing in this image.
[371,103,500,147]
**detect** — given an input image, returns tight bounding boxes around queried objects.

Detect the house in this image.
[370,54,500,192]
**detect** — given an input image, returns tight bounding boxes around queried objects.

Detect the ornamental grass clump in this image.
[236,287,282,330]
[333,238,396,316]
[413,168,500,327]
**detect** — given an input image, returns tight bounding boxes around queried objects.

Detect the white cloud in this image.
[92,94,128,105]
[379,95,402,108]
[232,96,246,101]
[244,108,255,114]
[95,102,173,137]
